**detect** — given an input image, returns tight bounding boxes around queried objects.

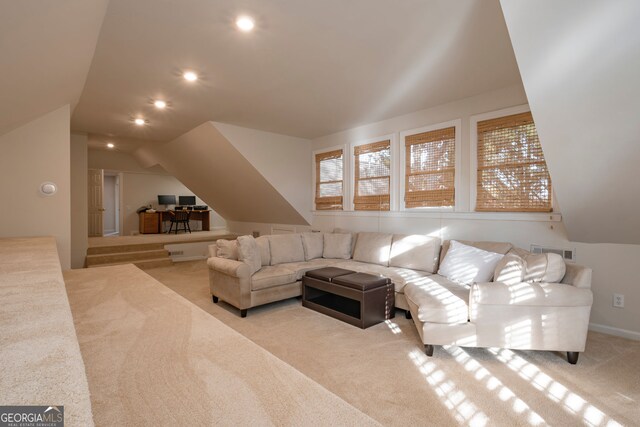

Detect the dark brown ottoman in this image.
[302,268,395,329]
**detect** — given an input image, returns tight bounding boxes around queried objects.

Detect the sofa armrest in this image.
[208,244,217,258]
[207,257,251,279]
[562,263,592,289]
[470,281,593,308]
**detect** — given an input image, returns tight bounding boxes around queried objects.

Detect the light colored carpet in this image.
[0,237,94,427]
[146,260,640,427]
[64,264,379,426]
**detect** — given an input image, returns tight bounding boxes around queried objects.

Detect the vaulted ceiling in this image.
[70,0,522,141]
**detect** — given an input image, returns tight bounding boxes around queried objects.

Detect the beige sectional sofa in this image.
[207,231,593,363]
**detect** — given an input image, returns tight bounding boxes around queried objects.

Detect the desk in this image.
[138,210,211,234]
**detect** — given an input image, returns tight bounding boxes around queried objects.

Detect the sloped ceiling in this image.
[0,0,109,136]
[133,122,309,225]
[71,0,521,140]
[500,0,640,244]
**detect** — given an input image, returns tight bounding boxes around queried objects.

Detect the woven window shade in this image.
[315,149,343,210]
[405,126,455,208]
[476,112,552,212]
[354,140,391,211]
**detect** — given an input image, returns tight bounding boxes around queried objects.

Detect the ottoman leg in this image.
[425,345,434,357]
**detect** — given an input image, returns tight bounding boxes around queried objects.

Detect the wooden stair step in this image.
[87,257,173,270]
[87,243,165,255]
[86,249,169,267]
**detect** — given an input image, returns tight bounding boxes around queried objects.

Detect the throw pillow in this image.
[268,234,305,265]
[389,234,441,273]
[493,254,526,285]
[216,239,238,260]
[523,253,566,283]
[255,236,271,266]
[334,228,358,256]
[353,232,393,266]
[323,233,352,259]
[301,232,324,260]
[437,240,505,284]
[236,235,262,274]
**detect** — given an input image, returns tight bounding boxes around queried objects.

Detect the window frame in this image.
[399,119,462,212]
[311,145,347,212]
[349,134,397,211]
[470,104,553,212]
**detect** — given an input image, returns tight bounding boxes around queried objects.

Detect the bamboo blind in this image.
[476,112,552,212]
[405,126,455,208]
[354,140,391,211]
[315,149,343,210]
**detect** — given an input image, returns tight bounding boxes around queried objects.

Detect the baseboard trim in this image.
[172,255,207,262]
[589,323,640,341]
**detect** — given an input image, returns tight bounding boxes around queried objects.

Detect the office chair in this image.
[167,210,191,234]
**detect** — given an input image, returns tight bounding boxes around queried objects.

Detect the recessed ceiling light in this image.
[183,71,198,82]
[154,100,167,109]
[106,143,115,149]
[134,118,146,126]
[236,16,255,32]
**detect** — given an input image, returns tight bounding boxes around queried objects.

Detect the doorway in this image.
[103,173,120,236]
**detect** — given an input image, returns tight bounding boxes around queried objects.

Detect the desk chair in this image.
[167,210,191,234]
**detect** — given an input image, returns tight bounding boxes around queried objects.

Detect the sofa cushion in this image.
[250,265,298,291]
[279,259,339,280]
[353,232,393,266]
[268,234,305,265]
[333,228,358,256]
[439,240,512,268]
[438,240,504,284]
[255,236,271,266]
[493,254,526,285]
[389,234,440,273]
[470,281,593,307]
[523,253,566,283]
[330,261,431,293]
[216,239,238,260]
[404,275,470,324]
[323,233,352,259]
[237,236,262,274]
[301,232,324,260]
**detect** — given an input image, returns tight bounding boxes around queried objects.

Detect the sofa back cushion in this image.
[523,253,566,283]
[216,239,238,260]
[353,232,393,266]
[333,228,358,256]
[268,234,305,265]
[438,240,504,284]
[255,236,271,266]
[323,233,352,259]
[237,235,262,274]
[389,234,441,273]
[301,232,324,260]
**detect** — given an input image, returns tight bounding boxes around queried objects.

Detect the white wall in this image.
[308,84,640,339]
[0,105,71,269]
[215,122,312,224]
[70,133,88,269]
[89,149,226,236]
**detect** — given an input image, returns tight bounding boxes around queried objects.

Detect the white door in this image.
[88,168,104,237]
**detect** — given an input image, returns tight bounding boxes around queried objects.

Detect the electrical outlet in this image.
[613,293,624,308]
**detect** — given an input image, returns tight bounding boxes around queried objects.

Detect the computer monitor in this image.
[157,195,176,209]
[179,195,196,206]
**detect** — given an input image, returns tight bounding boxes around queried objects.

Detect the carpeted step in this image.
[86,249,169,267]
[87,257,173,270]
[87,243,165,255]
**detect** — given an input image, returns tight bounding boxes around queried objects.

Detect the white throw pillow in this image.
[216,239,238,260]
[437,240,505,284]
[237,235,262,274]
[268,234,305,265]
[493,254,526,285]
[323,233,352,259]
[255,236,271,266]
[301,232,324,260]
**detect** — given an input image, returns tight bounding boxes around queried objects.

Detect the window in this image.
[404,126,455,208]
[314,149,343,210]
[476,111,552,212]
[353,140,391,211]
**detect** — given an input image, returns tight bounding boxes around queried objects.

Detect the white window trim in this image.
[470,104,535,212]
[311,144,348,212]
[399,119,462,212]
[349,133,397,211]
